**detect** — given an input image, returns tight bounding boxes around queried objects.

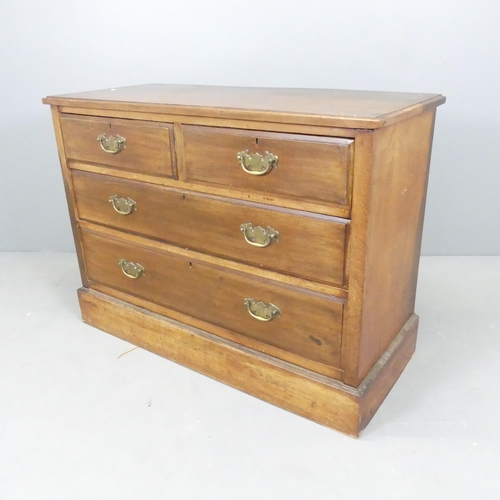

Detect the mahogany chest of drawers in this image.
[43,85,445,437]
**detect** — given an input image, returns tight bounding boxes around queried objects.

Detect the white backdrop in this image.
[1,0,499,254]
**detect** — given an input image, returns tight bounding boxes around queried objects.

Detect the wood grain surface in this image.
[79,288,361,435]
[60,114,175,177]
[49,107,89,287]
[73,170,348,287]
[182,125,353,207]
[69,160,352,218]
[78,289,419,437]
[342,110,436,386]
[43,84,445,129]
[78,220,348,300]
[358,314,418,432]
[43,84,445,436]
[81,228,345,367]
[91,282,344,379]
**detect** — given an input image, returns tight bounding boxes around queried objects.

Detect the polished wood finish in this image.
[182,125,353,207]
[79,219,348,300]
[58,105,360,139]
[91,282,344,379]
[342,109,437,386]
[82,228,344,367]
[79,288,418,437]
[60,114,175,177]
[70,160,352,218]
[359,110,435,380]
[358,314,419,430]
[44,84,444,436]
[43,84,445,129]
[49,107,89,287]
[73,170,348,286]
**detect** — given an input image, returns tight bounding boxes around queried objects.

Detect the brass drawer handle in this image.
[109,195,136,215]
[97,133,126,154]
[244,298,280,322]
[240,223,279,247]
[118,259,145,279]
[237,150,278,176]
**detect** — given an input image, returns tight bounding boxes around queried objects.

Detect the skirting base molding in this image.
[79,288,418,437]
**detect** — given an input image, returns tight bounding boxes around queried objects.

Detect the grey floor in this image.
[1,253,499,499]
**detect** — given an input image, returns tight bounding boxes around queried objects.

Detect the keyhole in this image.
[255,138,259,145]
[188,261,193,268]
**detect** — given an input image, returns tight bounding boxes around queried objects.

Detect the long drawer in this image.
[182,125,353,208]
[60,114,175,177]
[73,170,348,287]
[81,229,344,367]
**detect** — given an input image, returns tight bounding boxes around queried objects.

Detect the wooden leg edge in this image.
[357,314,419,433]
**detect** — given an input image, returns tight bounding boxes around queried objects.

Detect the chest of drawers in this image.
[43,85,445,437]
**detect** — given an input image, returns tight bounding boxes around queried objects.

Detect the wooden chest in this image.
[43,85,445,437]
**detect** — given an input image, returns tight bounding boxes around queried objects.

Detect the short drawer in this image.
[182,125,353,207]
[60,115,175,177]
[81,229,343,367]
[73,171,348,287]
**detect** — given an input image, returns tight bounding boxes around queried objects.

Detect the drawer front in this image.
[60,115,175,177]
[182,125,353,207]
[82,229,343,367]
[73,171,348,287]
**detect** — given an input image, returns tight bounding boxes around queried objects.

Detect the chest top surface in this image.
[43,84,445,129]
